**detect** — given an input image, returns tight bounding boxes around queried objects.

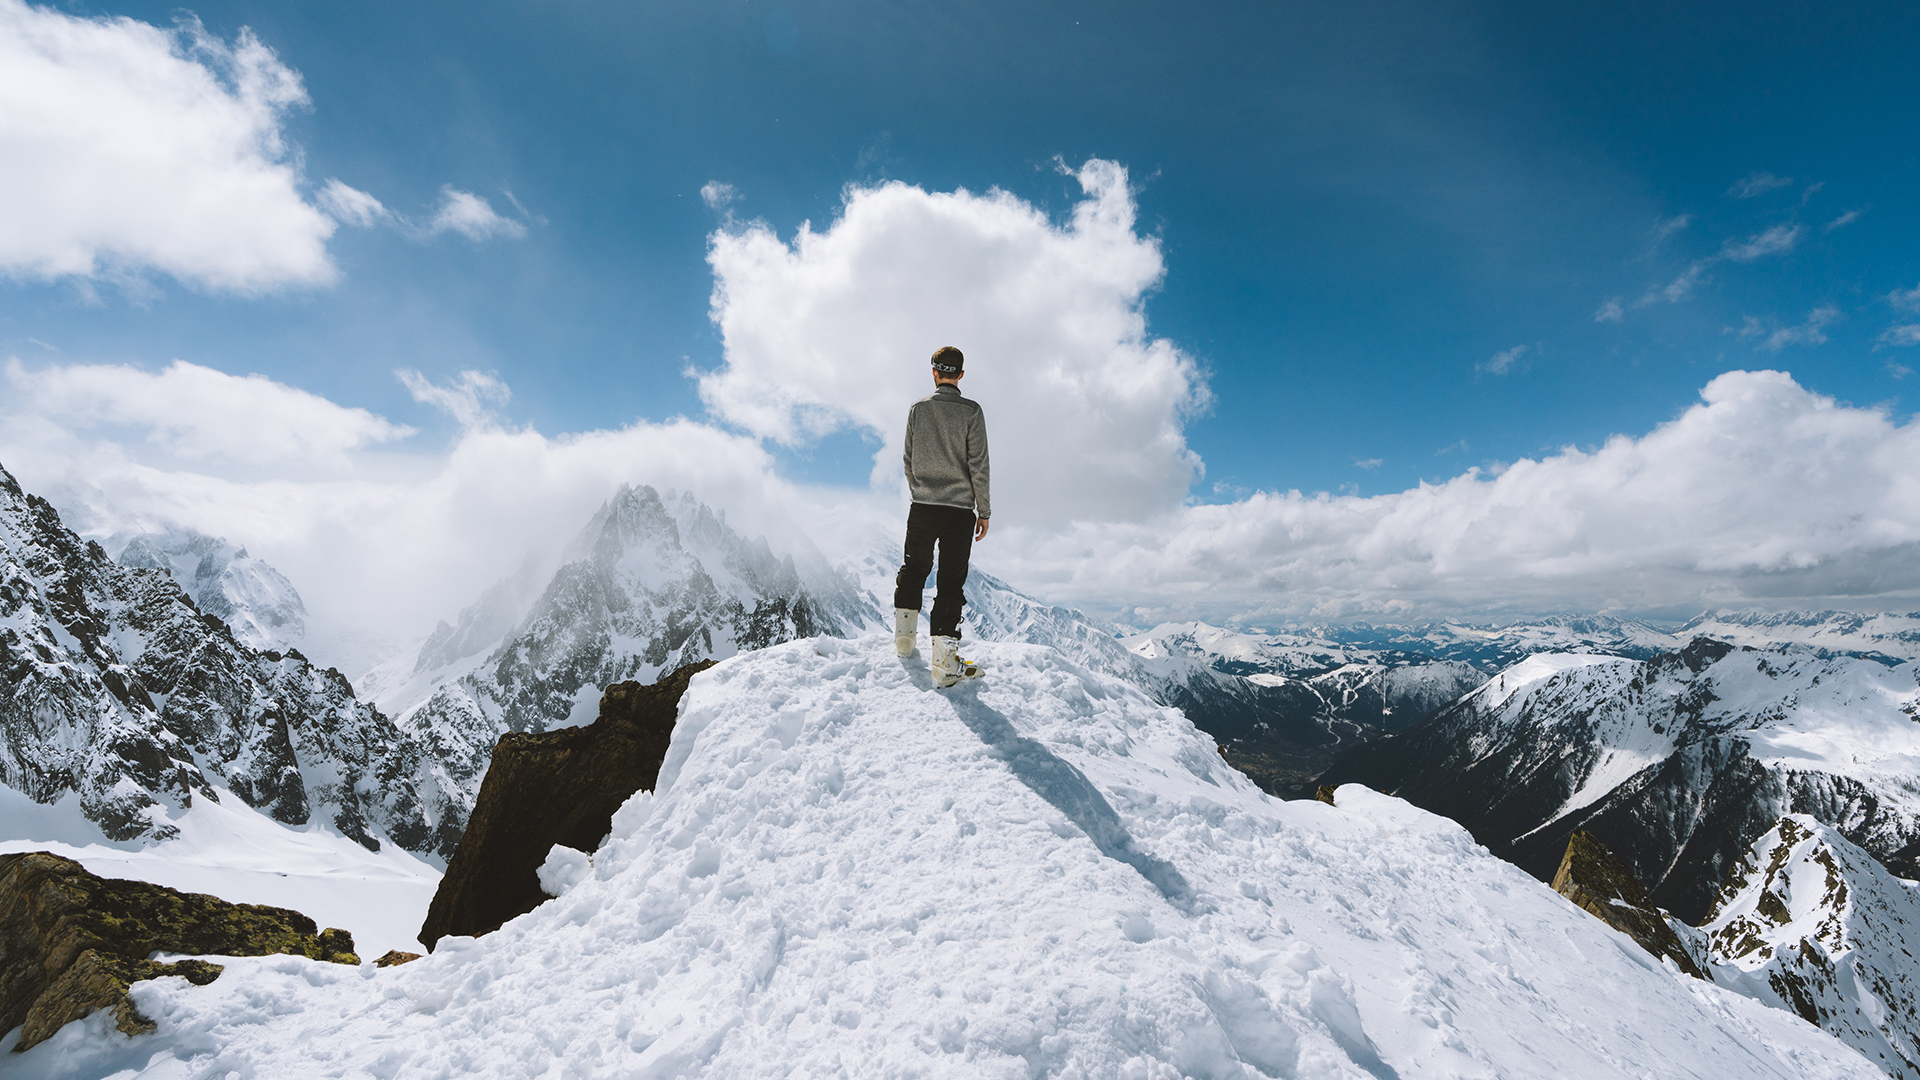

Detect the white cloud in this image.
[1652,214,1692,243]
[0,0,337,292]
[0,363,807,642]
[700,182,738,211]
[994,370,1920,620]
[1478,345,1527,376]
[1739,305,1840,352]
[1891,283,1920,312]
[699,159,1207,526]
[398,368,511,430]
[1594,299,1623,323]
[1728,172,1793,198]
[428,186,527,241]
[1879,326,1920,349]
[1645,261,1708,305]
[1889,361,1914,379]
[6,357,1920,639]
[1354,458,1383,470]
[4,357,411,468]
[317,179,388,228]
[1824,208,1862,233]
[1721,223,1803,262]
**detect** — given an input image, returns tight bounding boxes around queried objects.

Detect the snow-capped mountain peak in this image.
[106,527,307,653]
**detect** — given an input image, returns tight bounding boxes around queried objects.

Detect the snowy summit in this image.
[13,634,1877,1078]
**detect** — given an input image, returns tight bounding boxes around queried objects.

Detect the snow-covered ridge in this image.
[1322,638,1920,924]
[11,635,1879,1078]
[1689,816,1920,1079]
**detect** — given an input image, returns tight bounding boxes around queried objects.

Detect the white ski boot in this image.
[894,608,920,657]
[931,635,982,688]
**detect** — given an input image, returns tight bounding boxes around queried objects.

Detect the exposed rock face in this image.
[1690,816,1920,1079]
[1317,640,1920,922]
[0,461,469,862]
[1550,830,1705,979]
[418,661,714,950]
[0,851,357,1051]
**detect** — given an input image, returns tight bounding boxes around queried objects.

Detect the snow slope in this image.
[0,781,439,957]
[10,635,1878,1078]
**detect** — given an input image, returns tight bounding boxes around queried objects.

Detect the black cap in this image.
[931,346,964,374]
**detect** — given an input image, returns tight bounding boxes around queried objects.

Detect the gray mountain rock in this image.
[0,462,466,862]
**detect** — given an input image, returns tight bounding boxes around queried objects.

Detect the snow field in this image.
[0,781,441,957]
[10,634,1881,1078]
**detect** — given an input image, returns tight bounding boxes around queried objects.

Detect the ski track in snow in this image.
[7,635,1879,1079]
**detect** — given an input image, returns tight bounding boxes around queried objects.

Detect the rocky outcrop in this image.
[1550,830,1705,979]
[418,661,714,950]
[0,852,357,1051]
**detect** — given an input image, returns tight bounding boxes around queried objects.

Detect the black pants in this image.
[894,503,974,639]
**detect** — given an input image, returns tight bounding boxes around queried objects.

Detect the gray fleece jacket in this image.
[903,383,991,519]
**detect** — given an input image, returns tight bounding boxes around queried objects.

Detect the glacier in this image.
[6,634,1881,1078]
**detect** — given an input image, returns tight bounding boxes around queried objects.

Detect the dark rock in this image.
[418,661,715,950]
[0,851,357,1051]
[1315,785,1339,805]
[1551,830,1706,980]
[373,949,421,968]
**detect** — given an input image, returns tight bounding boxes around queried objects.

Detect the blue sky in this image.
[3,0,1919,632]
[9,0,1915,494]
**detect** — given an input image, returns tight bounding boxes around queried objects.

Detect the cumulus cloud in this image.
[699,159,1207,526]
[1477,345,1528,376]
[995,370,1920,620]
[428,186,527,241]
[1729,172,1793,198]
[6,356,1920,640]
[700,182,738,211]
[0,363,805,643]
[0,0,337,292]
[1594,299,1624,323]
[4,358,411,468]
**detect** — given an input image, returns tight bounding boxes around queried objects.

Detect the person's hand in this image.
[974,517,990,542]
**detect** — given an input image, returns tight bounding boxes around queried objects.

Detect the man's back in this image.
[903,384,991,520]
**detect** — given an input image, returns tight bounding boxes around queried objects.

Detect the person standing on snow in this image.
[894,345,990,686]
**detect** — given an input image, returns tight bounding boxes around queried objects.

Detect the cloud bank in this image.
[1002,370,1920,622]
[5,162,1919,642]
